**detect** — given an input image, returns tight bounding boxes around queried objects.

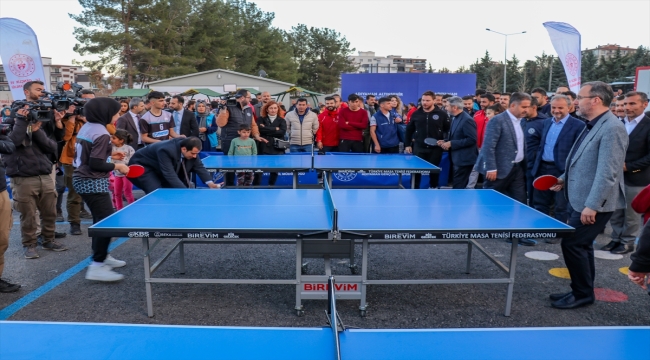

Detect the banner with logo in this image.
[0,18,48,100]
[543,22,581,93]
[341,73,476,105]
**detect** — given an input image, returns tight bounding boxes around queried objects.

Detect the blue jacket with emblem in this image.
[371,110,399,148]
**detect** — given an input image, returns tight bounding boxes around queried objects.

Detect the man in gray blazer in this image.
[439,96,477,188]
[550,81,628,309]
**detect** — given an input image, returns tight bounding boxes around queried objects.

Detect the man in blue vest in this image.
[369,97,401,153]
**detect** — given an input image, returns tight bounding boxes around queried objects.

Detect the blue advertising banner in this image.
[341,73,476,104]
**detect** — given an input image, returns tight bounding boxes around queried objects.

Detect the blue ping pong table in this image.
[2,320,647,360]
[90,185,573,318]
[201,154,440,189]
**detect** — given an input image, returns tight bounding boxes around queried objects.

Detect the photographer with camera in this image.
[216,89,265,186]
[60,89,96,235]
[5,81,68,259]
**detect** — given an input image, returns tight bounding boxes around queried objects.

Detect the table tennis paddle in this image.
[424,137,439,147]
[533,175,558,191]
[126,164,145,179]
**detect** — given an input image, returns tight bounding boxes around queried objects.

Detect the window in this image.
[0,76,5,82]
[52,68,60,73]
[0,85,9,91]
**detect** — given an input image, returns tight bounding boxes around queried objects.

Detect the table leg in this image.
[504,237,518,317]
[295,238,304,316]
[292,171,298,189]
[179,240,186,274]
[466,241,473,274]
[327,172,333,189]
[359,239,369,316]
[398,173,402,189]
[142,237,154,317]
[410,174,416,189]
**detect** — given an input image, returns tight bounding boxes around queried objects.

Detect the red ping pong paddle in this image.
[126,164,145,179]
[533,175,558,191]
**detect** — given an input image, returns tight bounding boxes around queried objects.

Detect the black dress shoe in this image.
[549,291,572,301]
[611,243,635,255]
[54,231,67,239]
[551,294,595,309]
[601,241,619,251]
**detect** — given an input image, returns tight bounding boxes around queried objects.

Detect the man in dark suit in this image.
[524,96,550,204]
[169,95,199,138]
[128,137,221,193]
[115,97,145,150]
[603,91,650,254]
[438,96,477,189]
[530,95,586,244]
[550,81,628,309]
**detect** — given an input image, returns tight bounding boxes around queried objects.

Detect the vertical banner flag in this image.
[543,22,582,93]
[0,18,48,100]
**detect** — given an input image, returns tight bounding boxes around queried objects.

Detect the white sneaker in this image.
[104,255,126,268]
[85,264,124,282]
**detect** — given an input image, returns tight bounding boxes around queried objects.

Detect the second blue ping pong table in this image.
[201,154,440,188]
[90,183,573,318]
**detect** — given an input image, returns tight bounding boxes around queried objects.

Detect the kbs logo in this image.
[223,233,239,239]
[8,54,36,77]
[565,53,579,76]
[384,233,416,239]
[128,231,150,238]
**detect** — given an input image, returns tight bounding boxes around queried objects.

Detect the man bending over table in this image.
[129,137,221,193]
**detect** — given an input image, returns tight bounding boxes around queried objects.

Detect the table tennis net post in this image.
[327,276,342,360]
[323,178,339,239]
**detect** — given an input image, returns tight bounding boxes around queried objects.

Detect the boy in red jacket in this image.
[338,94,369,152]
[316,96,339,153]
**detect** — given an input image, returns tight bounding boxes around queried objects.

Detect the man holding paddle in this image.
[548,82,628,310]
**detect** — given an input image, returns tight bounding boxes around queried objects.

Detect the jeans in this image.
[338,140,364,153]
[290,144,313,153]
[412,145,443,188]
[112,176,135,210]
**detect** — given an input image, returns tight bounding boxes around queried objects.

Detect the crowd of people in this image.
[0,80,649,309]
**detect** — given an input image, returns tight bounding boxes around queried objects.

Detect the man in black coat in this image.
[128,137,220,193]
[115,97,145,150]
[438,96,477,189]
[603,91,650,254]
[169,95,199,138]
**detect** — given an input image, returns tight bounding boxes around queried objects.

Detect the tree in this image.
[625,46,650,75]
[427,64,433,73]
[70,0,151,88]
[470,51,493,89]
[505,54,520,93]
[288,24,356,93]
[438,67,451,73]
[455,65,469,73]
[581,50,599,83]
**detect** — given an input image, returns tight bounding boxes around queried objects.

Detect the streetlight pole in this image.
[486,29,526,93]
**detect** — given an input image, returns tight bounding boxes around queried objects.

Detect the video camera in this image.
[220,84,239,107]
[47,82,88,115]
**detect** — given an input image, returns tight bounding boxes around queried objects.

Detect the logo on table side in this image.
[223,233,240,239]
[333,171,357,182]
[153,232,183,238]
[187,233,220,239]
[420,233,437,239]
[384,233,416,239]
[128,231,150,238]
[303,283,359,291]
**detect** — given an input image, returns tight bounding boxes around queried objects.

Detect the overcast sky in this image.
[1,0,649,70]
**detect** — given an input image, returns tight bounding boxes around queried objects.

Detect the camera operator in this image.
[0,133,20,292]
[5,81,69,259]
[216,89,265,186]
[59,89,96,235]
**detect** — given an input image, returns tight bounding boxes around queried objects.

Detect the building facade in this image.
[348,51,427,73]
[582,44,638,64]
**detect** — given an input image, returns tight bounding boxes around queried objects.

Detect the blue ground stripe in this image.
[0,237,129,320]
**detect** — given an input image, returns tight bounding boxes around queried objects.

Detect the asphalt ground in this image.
[1,191,648,329]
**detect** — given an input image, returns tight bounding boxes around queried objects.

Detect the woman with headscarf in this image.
[255,101,286,186]
[1,106,11,123]
[73,98,130,282]
[195,101,218,151]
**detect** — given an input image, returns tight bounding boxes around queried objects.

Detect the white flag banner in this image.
[543,22,582,93]
[0,18,48,101]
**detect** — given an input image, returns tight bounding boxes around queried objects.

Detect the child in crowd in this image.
[110,129,136,210]
[227,124,257,186]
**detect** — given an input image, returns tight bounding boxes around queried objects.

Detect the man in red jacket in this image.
[316,96,340,153]
[338,94,369,152]
[474,93,496,149]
